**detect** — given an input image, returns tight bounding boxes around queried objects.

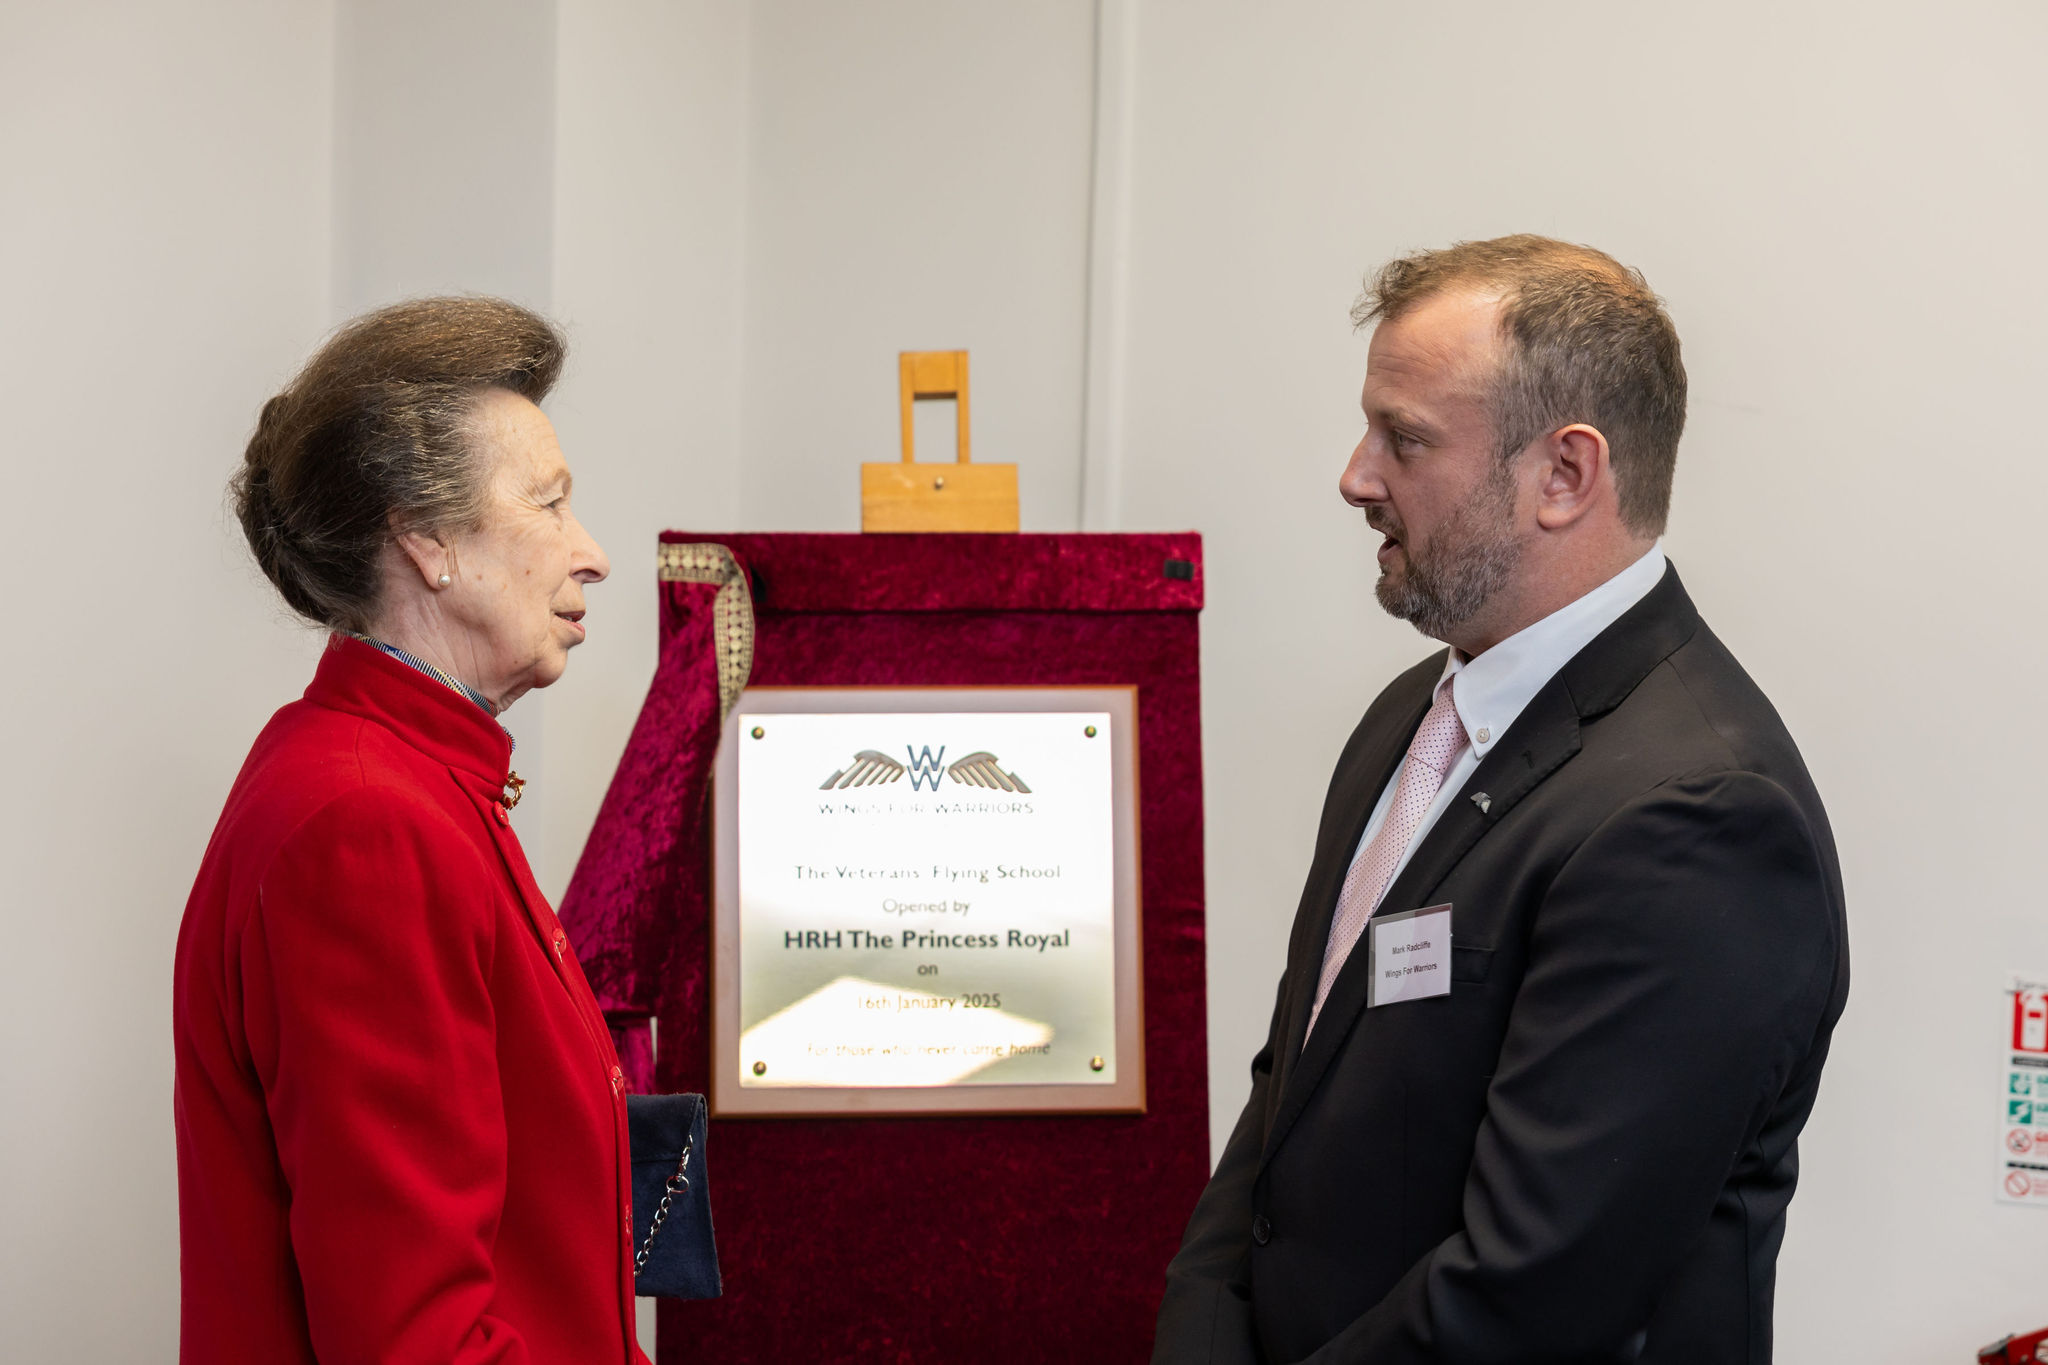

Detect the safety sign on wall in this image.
[1999,972,2048,1206]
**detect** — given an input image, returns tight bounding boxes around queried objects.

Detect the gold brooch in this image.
[501,771,526,809]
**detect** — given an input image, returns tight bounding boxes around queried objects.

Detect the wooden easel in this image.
[860,350,1020,532]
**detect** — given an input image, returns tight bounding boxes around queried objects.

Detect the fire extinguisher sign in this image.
[2001,972,2048,1206]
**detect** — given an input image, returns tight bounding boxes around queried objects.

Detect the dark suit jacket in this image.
[1156,567,1848,1364]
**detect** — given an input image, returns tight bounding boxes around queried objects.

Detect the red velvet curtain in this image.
[562,532,1210,1362]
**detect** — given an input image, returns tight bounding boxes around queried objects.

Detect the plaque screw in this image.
[1089,1055,1105,1072]
[1084,725,1097,738]
[933,475,946,490]
[752,1061,766,1076]
[751,726,765,739]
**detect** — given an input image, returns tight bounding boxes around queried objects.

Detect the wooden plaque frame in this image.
[710,685,1144,1117]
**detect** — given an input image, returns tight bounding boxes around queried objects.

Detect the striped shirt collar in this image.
[349,634,515,751]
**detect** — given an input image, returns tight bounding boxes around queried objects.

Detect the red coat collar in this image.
[305,634,513,787]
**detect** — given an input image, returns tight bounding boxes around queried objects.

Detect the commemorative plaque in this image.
[711,686,1143,1116]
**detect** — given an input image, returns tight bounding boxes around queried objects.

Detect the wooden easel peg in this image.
[860,350,1020,533]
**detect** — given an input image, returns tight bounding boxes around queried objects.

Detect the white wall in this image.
[1114,1,2048,1354]
[6,1,2045,1359]
[735,0,1097,532]
[333,0,558,317]
[537,0,751,896]
[0,3,335,1358]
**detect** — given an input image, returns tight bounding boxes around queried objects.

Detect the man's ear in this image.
[392,529,451,588]
[1532,423,1611,532]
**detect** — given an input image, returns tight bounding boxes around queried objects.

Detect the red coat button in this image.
[493,804,510,826]
[610,1064,625,1098]
[552,929,568,961]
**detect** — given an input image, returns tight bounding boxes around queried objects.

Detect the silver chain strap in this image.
[634,1133,695,1274]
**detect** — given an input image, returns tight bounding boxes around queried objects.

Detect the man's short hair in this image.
[1354,235,1686,537]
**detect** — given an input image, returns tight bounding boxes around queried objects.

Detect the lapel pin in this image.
[1471,791,1491,814]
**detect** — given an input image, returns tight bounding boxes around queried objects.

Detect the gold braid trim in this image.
[656,542,754,722]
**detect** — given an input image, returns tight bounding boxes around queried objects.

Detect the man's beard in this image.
[1370,466,1522,641]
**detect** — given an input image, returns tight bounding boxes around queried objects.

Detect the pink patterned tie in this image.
[1307,679,1468,1035]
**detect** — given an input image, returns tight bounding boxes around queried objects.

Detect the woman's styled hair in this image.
[231,296,565,632]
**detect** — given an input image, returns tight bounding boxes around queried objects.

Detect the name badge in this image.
[1367,903,1452,1007]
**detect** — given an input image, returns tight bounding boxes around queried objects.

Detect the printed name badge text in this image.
[1368,903,1452,1008]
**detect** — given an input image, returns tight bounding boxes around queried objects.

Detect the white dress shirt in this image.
[1346,546,1669,893]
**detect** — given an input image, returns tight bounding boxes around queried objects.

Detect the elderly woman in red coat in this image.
[174,297,642,1363]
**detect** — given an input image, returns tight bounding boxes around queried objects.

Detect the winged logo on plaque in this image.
[819,750,907,790]
[946,751,1031,793]
[817,746,1032,793]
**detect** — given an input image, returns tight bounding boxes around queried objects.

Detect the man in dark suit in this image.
[1156,236,1848,1364]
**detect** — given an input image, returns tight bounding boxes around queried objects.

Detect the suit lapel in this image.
[1258,564,1704,1167]
[1270,680,1436,1100]
[1261,684,1582,1164]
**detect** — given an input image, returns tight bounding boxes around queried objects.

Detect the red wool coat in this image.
[174,636,648,1364]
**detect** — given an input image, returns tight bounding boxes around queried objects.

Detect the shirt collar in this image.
[1436,545,1668,760]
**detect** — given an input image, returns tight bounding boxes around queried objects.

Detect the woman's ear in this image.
[392,530,453,590]
[1532,423,1612,532]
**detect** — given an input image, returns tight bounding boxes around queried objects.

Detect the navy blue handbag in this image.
[626,1093,722,1300]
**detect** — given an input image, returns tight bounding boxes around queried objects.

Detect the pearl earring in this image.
[437,573,452,588]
